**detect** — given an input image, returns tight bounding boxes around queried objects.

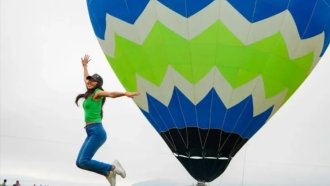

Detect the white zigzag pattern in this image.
[98,0,325,68]
[133,66,287,117]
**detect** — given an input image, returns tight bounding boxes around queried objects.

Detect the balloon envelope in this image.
[87,0,330,182]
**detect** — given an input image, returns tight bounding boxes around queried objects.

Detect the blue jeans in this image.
[76,123,112,176]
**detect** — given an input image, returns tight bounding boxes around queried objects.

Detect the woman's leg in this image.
[76,123,112,176]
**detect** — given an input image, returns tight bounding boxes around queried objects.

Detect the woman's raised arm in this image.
[93,91,140,99]
[81,54,91,85]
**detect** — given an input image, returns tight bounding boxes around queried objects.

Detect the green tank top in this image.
[83,89,104,123]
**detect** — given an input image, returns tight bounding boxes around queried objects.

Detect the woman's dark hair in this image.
[75,84,106,118]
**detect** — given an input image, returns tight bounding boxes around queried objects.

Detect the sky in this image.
[1,0,330,186]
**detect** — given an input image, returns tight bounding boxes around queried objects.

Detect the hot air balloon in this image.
[86,0,330,184]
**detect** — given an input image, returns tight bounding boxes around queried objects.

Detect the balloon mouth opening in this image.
[174,152,231,182]
[173,153,229,160]
[196,182,207,186]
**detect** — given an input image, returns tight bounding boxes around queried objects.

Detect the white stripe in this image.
[98,0,325,67]
[133,66,287,117]
[173,153,229,160]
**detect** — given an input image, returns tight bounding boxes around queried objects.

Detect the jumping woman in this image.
[75,54,140,186]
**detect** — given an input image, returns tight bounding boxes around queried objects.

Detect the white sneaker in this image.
[113,160,126,178]
[106,171,116,186]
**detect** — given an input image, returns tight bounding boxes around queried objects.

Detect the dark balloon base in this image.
[160,127,248,182]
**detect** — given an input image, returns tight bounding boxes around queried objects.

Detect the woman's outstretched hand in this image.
[81,54,91,67]
[125,92,140,98]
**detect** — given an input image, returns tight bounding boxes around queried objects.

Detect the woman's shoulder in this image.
[92,88,105,100]
[94,88,103,93]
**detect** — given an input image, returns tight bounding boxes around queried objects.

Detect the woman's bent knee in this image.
[76,159,87,169]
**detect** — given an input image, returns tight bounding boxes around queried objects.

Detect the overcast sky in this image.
[1,0,330,186]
